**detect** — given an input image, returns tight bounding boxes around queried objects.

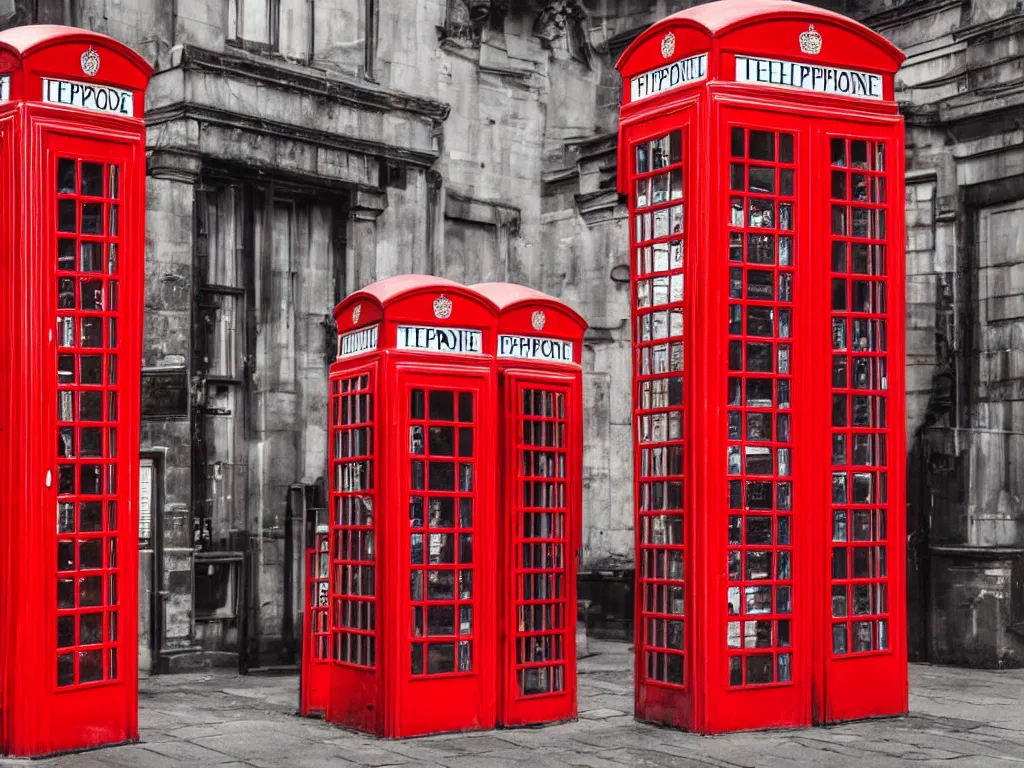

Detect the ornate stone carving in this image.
[533,0,591,67]
[443,0,508,46]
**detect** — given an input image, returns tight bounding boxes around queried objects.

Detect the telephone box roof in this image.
[350,275,495,308]
[0,25,152,75]
[616,0,904,73]
[334,275,501,329]
[472,282,587,330]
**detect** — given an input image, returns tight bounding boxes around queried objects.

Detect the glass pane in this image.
[81,163,103,196]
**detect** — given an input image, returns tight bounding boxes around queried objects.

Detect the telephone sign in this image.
[497,334,574,363]
[630,52,708,102]
[337,325,378,359]
[734,56,884,100]
[396,325,483,354]
[42,78,134,115]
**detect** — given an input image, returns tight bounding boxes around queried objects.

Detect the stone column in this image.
[142,150,202,670]
[347,190,388,293]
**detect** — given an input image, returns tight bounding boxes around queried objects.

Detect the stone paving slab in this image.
[2,640,1022,767]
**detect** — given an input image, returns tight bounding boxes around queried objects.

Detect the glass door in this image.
[326,362,379,732]
[501,373,578,726]
[817,123,906,723]
[301,529,331,714]
[44,131,139,744]
[399,367,496,736]
[710,109,812,731]
[627,110,694,728]
[53,150,126,692]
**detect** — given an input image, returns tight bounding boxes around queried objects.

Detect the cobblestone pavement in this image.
[12,640,1024,767]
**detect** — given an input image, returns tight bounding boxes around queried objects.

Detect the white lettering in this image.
[396,325,483,355]
[0,75,9,102]
[735,55,884,101]
[497,334,575,364]
[336,325,379,359]
[630,53,708,102]
[41,78,134,116]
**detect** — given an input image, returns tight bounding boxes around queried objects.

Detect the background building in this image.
[2,0,1021,670]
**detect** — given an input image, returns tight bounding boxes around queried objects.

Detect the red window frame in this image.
[626,109,697,728]
[406,383,479,679]
[329,368,377,670]
[817,121,907,724]
[510,381,573,700]
[723,124,798,691]
[307,534,331,661]
[391,362,497,738]
[52,145,128,692]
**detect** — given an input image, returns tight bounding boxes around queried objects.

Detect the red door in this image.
[46,131,141,747]
[327,362,380,733]
[815,121,906,723]
[500,371,579,726]
[391,365,497,737]
[627,109,696,729]
[302,531,331,715]
[708,107,812,731]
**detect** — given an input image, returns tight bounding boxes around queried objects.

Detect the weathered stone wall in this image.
[867,0,1024,665]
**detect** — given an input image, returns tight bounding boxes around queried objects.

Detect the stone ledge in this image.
[173,44,451,122]
[146,104,438,173]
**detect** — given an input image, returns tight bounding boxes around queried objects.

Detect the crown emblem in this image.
[799,25,822,55]
[660,31,676,59]
[351,304,361,324]
[531,310,546,331]
[433,295,453,319]
[80,47,101,76]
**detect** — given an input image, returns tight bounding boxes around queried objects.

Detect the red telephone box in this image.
[0,26,151,756]
[300,507,330,717]
[616,0,907,732]
[472,283,587,728]
[325,276,499,738]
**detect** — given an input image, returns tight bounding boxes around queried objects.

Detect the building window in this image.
[228,0,280,52]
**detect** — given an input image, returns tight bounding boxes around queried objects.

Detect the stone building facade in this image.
[2,0,1022,670]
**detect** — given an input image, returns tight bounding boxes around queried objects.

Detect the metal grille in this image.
[330,372,376,668]
[513,387,570,697]
[827,137,891,657]
[54,157,123,688]
[725,127,796,688]
[632,129,686,687]
[408,388,476,676]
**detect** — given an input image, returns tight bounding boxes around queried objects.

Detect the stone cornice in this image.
[171,44,451,123]
[952,13,1024,44]
[445,190,521,235]
[147,150,202,183]
[575,188,625,226]
[145,103,440,169]
[570,131,618,163]
[863,0,960,31]
[351,190,388,221]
